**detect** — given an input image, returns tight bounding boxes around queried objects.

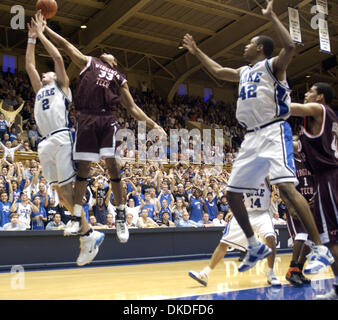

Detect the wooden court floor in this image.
[0,253,333,300]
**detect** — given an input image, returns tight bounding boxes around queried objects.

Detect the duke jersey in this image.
[17,203,32,229]
[243,179,271,213]
[237,58,291,130]
[34,81,72,137]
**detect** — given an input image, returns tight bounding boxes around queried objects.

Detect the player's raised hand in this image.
[182,34,198,55]
[27,20,38,39]
[262,0,275,18]
[32,10,46,36]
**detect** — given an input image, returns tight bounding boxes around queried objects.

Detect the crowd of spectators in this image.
[0,70,289,231]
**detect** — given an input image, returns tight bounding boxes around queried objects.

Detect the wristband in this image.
[28,38,36,44]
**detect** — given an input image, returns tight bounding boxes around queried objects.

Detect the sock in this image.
[266,267,274,275]
[289,260,298,268]
[247,235,259,247]
[201,266,211,276]
[74,204,82,217]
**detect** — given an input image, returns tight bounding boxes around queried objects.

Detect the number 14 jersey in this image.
[236,58,291,130]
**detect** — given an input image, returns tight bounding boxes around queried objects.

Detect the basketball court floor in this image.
[0,253,333,300]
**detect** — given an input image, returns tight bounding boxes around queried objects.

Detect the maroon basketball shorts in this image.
[74,113,120,162]
[313,170,338,244]
[285,209,309,242]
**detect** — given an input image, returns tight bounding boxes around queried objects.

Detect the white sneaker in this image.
[64,217,81,236]
[76,230,105,266]
[266,272,281,287]
[238,242,272,272]
[304,245,334,274]
[188,270,208,286]
[115,208,129,243]
[315,288,338,300]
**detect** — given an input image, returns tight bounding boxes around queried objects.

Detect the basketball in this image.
[36,0,58,19]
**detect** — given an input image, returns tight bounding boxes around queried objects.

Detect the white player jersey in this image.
[34,81,72,137]
[243,179,271,214]
[236,58,291,130]
[17,203,32,229]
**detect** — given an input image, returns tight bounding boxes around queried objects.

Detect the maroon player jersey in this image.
[75,56,127,113]
[294,154,314,203]
[299,104,338,173]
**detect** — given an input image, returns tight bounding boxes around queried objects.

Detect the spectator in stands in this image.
[205,191,218,221]
[89,215,107,229]
[105,213,115,229]
[137,208,159,228]
[198,212,214,227]
[28,124,39,150]
[177,211,203,228]
[46,213,65,230]
[0,191,13,228]
[0,100,24,128]
[0,140,23,162]
[126,213,137,228]
[172,198,188,226]
[0,113,9,140]
[272,212,287,225]
[31,195,47,230]
[213,212,226,226]
[3,212,26,230]
[188,188,205,223]
[140,192,155,220]
[157,210,175,227]
[45,197,64,227]
[125,197,141,226]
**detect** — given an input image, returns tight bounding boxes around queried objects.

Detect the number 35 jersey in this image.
[34,82,72,137]
[236,58,291,130]
[75,56,127,114]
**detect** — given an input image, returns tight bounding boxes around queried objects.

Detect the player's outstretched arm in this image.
[290,102,323,118]
[120,83,166,136]
[263,0,296,79]
[25,20,42,93]
[44,23,88,70]
[182,34,241,82]
[33,12,69,91]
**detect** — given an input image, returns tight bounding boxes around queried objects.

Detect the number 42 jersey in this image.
[236,58,291,130]
[34,82,72,137]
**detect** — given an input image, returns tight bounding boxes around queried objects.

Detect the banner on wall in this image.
[288,7,302,44]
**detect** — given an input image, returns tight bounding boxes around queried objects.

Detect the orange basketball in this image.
[36,0,58,19]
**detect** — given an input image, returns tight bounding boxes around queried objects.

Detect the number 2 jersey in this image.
[34,82,72,137]
[236,58,291,130]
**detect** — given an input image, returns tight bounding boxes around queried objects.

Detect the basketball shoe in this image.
[188,270,208,286]
[238,241,272,272]
[304,245,334,274]
[76,230,105,266]
[315,288,338,300]
[115,207,129,243]
[64,216,81,236]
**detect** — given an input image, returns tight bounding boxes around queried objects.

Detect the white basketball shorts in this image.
[227,121,298,193]
[220,210,276,251]
[38,131,76,187]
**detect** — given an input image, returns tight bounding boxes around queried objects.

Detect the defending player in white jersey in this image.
[25,11,104,266]
[183,0,333,274]
[189,177,281,287]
